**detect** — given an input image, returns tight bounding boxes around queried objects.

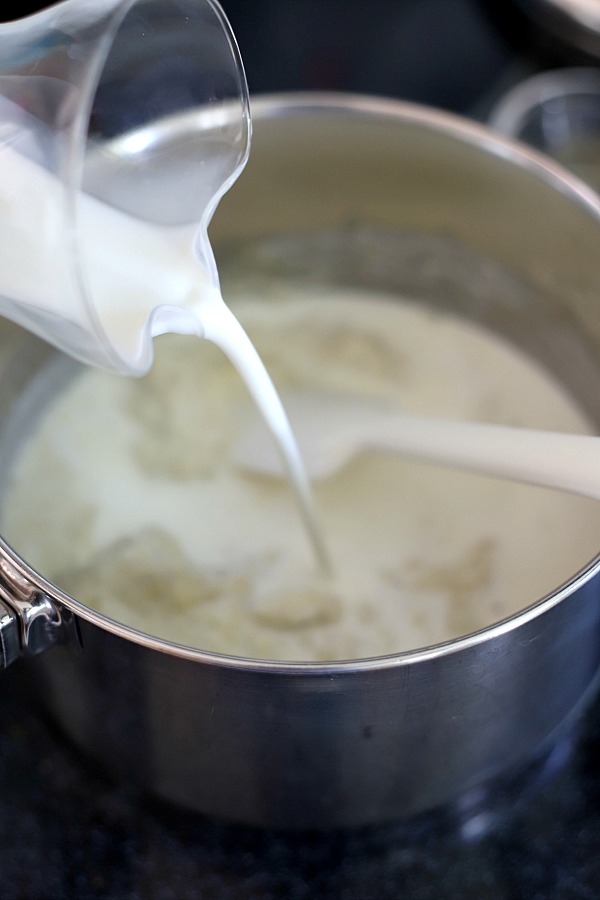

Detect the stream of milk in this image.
[0,144,328,571]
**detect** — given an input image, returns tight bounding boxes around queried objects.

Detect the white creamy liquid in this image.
[3,285,600,661]
[0,145,326,569]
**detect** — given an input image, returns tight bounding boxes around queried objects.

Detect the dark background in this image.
[0,0,553,117]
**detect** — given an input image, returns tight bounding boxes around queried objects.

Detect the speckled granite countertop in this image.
[1,663,599,899]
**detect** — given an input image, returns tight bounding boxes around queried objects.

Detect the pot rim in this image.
[6,90,600,674]
[488,66,600,139]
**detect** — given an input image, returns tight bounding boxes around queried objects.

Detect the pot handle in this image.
[0,597,19,668]
[0,547,70,670]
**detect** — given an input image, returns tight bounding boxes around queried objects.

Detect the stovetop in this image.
[1,662,600,899]
[1,1,600,897]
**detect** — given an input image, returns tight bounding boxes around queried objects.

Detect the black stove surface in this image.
[1,1,600,897]
[1,663,600,899]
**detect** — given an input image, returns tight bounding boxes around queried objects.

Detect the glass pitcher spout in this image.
[0,0,250,374]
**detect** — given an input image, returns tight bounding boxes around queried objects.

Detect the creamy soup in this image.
[3,284,600,661]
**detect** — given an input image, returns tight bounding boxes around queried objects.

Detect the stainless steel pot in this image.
[2,93,600,829]
[513,0,600,60]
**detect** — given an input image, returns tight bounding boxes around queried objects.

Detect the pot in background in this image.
[479,0,600,66]
[489,67,600,191]
[1,93,600,829]
[513,0,600,61]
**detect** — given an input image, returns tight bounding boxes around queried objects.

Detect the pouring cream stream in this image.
[0,142,328,570]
